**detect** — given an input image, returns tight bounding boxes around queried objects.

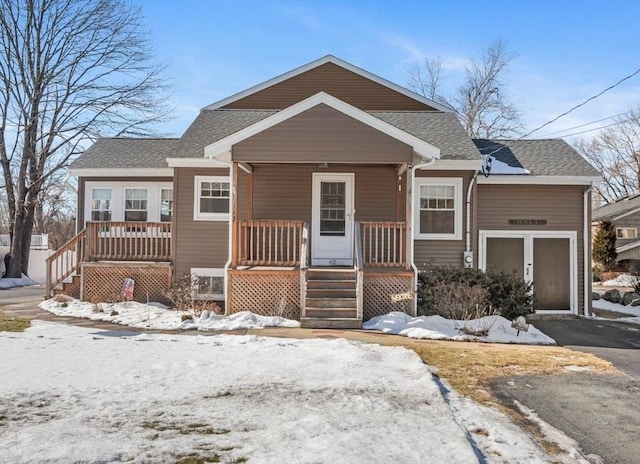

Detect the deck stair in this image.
[301,268,362,329]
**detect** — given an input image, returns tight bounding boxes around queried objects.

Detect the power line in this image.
[481,67,640,158]
[537,110,633,138]
[550,119,632,139]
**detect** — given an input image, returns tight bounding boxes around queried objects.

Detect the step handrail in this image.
[354,222,364,321]
[45,228,86,298]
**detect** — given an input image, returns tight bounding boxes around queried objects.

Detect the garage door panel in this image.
[533,237,570,311]
[486,237,524,279]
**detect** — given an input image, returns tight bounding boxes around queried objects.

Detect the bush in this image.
[417,266,534,320]
[163,273,222,316]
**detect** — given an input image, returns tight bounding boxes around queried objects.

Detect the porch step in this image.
[306,279,356,290]
[306,288,356,299]
[300,317,362,329]
[305,297,357,309]
[306,269,356,281]
[304,308,358,319]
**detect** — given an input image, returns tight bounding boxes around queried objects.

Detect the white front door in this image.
[311,173,354,266]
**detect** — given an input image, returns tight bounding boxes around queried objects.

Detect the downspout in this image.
[410,157,436,316]
[465,171,479,261]
[583,185,592,317]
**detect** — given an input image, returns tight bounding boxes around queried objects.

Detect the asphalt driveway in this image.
[492,317,640,464]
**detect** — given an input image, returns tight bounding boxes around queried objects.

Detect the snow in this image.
[484,156,531,175]
[0,321,588,463]
[592,298,640,324]
[363,312,556,345]
[600,274,638,287]
[39,298,300,330]
[0,274,37,289]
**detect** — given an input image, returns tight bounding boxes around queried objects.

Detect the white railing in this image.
[0,233,48,249]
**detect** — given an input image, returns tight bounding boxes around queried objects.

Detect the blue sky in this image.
[139,0,640,140]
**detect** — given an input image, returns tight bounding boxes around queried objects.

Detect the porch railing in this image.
[354,222,364,321]
[86,221,171,261]
[235,220,305,267]
[360,221,407,267]
[46,228,86,297]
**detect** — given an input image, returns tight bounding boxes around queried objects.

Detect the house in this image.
[592,194,640,265]
[47,55,600,326]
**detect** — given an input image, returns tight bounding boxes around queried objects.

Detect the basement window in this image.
[191,268,224,300]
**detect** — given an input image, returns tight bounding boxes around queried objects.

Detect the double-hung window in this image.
[414,178,462,240]
[160,188,173,222]
[124,188,148,221]
[91,188,112,221]
[194,176,230,221]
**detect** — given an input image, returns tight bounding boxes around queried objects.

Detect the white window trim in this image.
[413,177,463,240]
[616,227,637,239]
[194,176,231,221]
[160,187,173,223]
[191,268,225,300]
[124,187,149,221]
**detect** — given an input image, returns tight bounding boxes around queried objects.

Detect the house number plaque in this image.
[508,219,547,225]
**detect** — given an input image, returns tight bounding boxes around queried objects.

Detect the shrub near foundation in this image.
[417,267,534,320]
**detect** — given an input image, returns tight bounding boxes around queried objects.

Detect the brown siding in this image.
[77,176,173,230]
[233,104,413,164]
[249,164,398,222]
[477,184,587,312]
[173,167,230,277]
[413,170,475,269]
[224,62,437,111]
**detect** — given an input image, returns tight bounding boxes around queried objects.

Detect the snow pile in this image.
[0,274,38,289]
[484,156,531,175]
[364,312,556,345]
[0,321,584,463]
[600,274,638,287]
[592,298,640,324]
[39,298,299,330]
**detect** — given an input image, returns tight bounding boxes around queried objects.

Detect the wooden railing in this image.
[46,228,86,297]
[360,221,407,267]
[86,221,171,261]
[354,222,364,321]
[234,220,305,266]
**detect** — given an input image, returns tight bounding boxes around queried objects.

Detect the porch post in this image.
[231,162,239,267]
[405,167,412,271]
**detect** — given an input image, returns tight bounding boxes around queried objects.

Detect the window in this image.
[194,176,230,220]
[91,188,112,221]
[124,188,148,221]
[616,227,637,239]
[414,178,462,239]
[191,268,224,300]
[160,188,173,222]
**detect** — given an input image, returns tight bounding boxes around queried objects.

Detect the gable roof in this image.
[69,138,180,171]
[201,92,440,162]
[592,194,640,222]
[473,139,600,177]
[204,55,452,113]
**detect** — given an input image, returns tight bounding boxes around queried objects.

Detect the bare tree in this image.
[0,0,171,278]
[573,107,640,204]
[409,38,523,138]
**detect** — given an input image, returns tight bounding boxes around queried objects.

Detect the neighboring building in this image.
[47,56,600,326]
[592,194,640,263]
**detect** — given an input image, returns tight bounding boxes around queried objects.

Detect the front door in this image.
[480,231,577,314]
[311,173,354,266]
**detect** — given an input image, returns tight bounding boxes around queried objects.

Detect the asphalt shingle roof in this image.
[592,194,640,221]
[70,138,180,169]
[473,139,600,177]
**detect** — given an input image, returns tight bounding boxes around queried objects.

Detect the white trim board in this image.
[478,230,579,315]
[203,55,452,113]
[616,240,640,253]
[477,175,600,185]
[203,92,441,162]
[71,168,173,177]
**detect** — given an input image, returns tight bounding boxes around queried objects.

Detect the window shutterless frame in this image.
[413,177,463,240]
[193,176,231,221]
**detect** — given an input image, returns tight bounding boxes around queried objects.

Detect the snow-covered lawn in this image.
[40,298,557,345]
[39,298,299,330]
[0,275,37,289]
[599,274,637,287]
[0,322,587,463]
[364,312,556,345]
[592,298,640,324]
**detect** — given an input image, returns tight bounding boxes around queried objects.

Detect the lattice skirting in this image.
[227,270,300,320]
[363,272,415,321]
[81,262,172,304]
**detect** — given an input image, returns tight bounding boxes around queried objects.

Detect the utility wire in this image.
[537,110,633,137]
[481,67,640,159]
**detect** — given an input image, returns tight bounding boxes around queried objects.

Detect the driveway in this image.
[492,317,640,464]
[531,317,640,377]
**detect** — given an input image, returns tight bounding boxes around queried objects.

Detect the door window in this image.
[320,182,345,236]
